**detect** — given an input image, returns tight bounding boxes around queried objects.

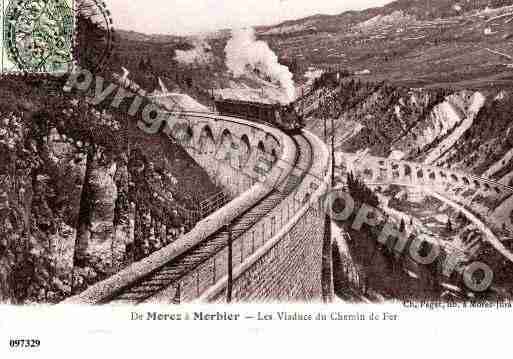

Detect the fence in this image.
[169,187,326,303]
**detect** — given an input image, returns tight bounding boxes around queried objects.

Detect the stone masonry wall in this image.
[227,206,325,302]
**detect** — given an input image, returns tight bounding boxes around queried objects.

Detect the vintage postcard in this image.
[1,0,513,356]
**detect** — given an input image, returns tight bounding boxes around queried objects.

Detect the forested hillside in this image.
[309,78,513,184]
[0,15,220,303]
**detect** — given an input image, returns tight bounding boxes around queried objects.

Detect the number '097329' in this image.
[9,339,40,348]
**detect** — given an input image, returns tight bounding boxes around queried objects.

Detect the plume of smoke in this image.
[225,28,296,103]
[175,38,213,65]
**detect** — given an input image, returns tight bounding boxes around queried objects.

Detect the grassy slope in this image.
[262,1,513,90]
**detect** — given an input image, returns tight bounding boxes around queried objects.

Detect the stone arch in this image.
[218,128,233,146]
[185,125,194,142]
[198,125,215,154]
[218,128,232,149]
[239,134,251,168]
[391,162,400,179]
[404,164,412,178]
[256,140,268,166]
[270,148,278,164]
[217,128,235,165]
[257,140,266,154]
[264,133,279,154]
[417,168,424,179]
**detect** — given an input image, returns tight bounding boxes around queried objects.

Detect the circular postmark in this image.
[75,0,115,73]
[4,0,74,72]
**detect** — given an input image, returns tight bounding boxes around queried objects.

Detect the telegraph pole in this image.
[324,115,327,143]
[323,100,327,142]
[301,87,305,117]
[322,98,336,303]
[331,115,335,187]
[226,224,233,303]
[211,88,215,112]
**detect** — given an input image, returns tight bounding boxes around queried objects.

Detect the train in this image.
[214,98,304,134]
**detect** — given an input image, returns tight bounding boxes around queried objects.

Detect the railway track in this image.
[103,133,314,304]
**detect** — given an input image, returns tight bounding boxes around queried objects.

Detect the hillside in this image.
[106,0,513,98]
[260,1,513,90]
[0,52,220,303]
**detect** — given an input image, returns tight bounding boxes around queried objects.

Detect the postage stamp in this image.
[1,0,74,73]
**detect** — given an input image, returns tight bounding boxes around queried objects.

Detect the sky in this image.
[105,0,393,35]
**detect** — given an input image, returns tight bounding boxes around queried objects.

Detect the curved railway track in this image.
[103,133,314,304]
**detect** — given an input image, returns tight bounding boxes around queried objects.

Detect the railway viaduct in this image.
[65,111,332,304]
[342,154,513,216]
[338,153,513,262]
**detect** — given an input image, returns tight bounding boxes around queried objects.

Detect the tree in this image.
[347,172,379,208]
[446,218,453,232]
[399,218,406,233]
[145,57,153,71]
[138,58,147,71]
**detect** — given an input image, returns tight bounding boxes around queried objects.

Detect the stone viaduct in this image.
[65,111,332,304]
[342,154,513,216]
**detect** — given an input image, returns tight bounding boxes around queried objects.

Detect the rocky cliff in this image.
[0,78,218,303]
[312,79,513,185]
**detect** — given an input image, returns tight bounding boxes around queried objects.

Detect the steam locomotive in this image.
[214,99,304,134]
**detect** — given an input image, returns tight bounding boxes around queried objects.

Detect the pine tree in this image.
[138,58,147,71]
[446,218,453,232]
[400,218,406,232]
[146,57,153,70]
